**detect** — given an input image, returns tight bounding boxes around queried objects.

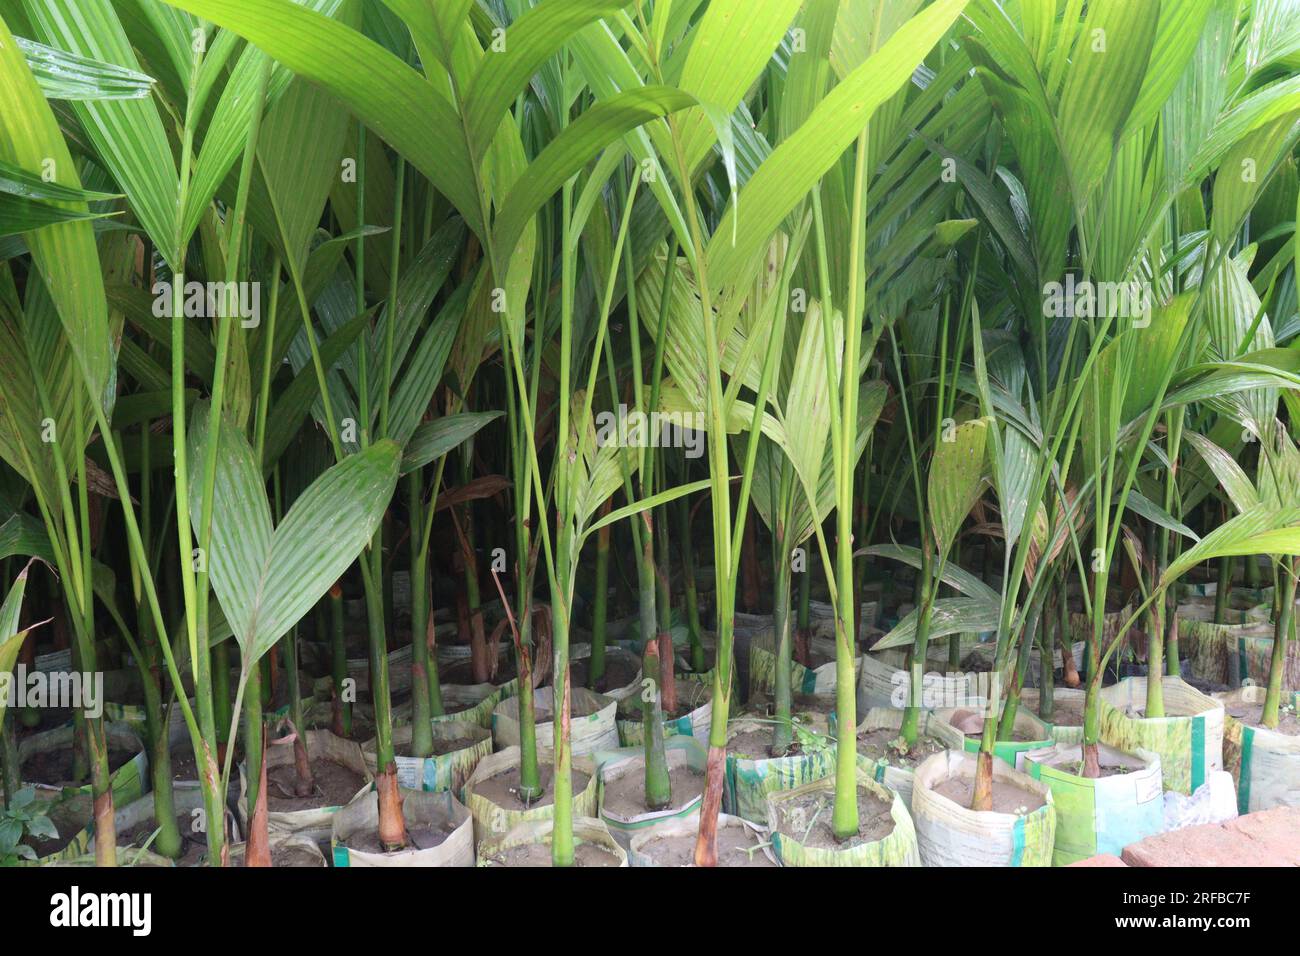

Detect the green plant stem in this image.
[1262,556,1295,728]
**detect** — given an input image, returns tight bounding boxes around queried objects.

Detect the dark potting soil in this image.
[773,786,895,852]
[469,764,592,811]
[342,822,454,855]
[22,746,137,787]
[170,747,199,781]
[600,765,704,818]
[25,819,81,859]
[120,813,208,867]
[856,728,945,770]
[1059,759,1134,779]
[932,774,1047,814]
[726,727,814,760]
[266,758,365,812]
[1037,696,1084,727]
[483,840,622,867]
[573,655,639,693]
[640,826,776,867]
[1225,700,1300,736]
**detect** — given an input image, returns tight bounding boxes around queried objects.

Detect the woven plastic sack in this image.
[462,745,598,844]
[362,720,491,794]
[1022,743,1163,866]
[1218,685,1300,813]
[492,685,618,755]
[723,717,836,823]
[616,679,712,746]
[476,816,627,866]
[854,707,964,811]
[331,788,474,866]
[766,768,919,866]
[627,813,775,866]
[239,729,371,842]
[596,738,707,848]
[912,750,1055,867]
[1099,677,1224,795]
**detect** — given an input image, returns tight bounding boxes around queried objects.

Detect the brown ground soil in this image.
[265,757,365,812]
[932,774,1047,814]
[1037,696,1085,727]
[342,822,455,854]
[856,728,945,769]
[1225,700,1300,736]
[772,786,895,851]
[600,765,703,818]
[639,826,776,867]
[468,764,591,812]
[22,746,137,787]
[573,655,639,693]
[120,813,208,867]
[482,840,622,867]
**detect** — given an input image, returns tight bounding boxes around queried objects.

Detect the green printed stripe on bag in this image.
[333,845,349,867]
[1237,726,1254,815]
[800,668,819,695]
[1191,714,1206,792]
[1010,816,1025,868]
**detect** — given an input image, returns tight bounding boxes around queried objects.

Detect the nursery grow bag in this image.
[1022,743,1164,866]
[615,678,712,746]
[935,706,1053,767]
[1176,602,1273,687]
[1218,685,1300,813]
[912,750,1055,867]
[765,769,919,867]
[1017,687,1087,745]
[1228,628,1300,692]
[19,721,150,806]
[331,787,473,866]
[1099,677,1224,795]
[596,738,707,848]
[723,716,836,823]
[491,685,618,755]
[462,745,598,844]
[362,720,491,794]
[476,816,627,867]
[857,648,985,713]
[748,631,861,700]
[854,707,964,810]
[627,813,776,867]
[109,786,237,866]
[239,729,371,843]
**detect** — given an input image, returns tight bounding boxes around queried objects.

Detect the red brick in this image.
[1067,853,1128,867]
[1223,808,1300,865]
[1121,822,1295,867]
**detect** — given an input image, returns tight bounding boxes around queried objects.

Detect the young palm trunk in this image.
[1,714,18,806]
[1261,556,1296,728]
[407,475,434,757]
[676,496,707,673]
[141,664,182,858]
[795,552,813,667]
[589,501,611,688]
[550,525,577,865]
[999,592,1045,739]
[771,522,794,755]
[1213,552,1233,624]
[654,499,677,714]
[900,552,935,749]
[366,561,407,850]
[637,516,671,811]
[328,585,351,737]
